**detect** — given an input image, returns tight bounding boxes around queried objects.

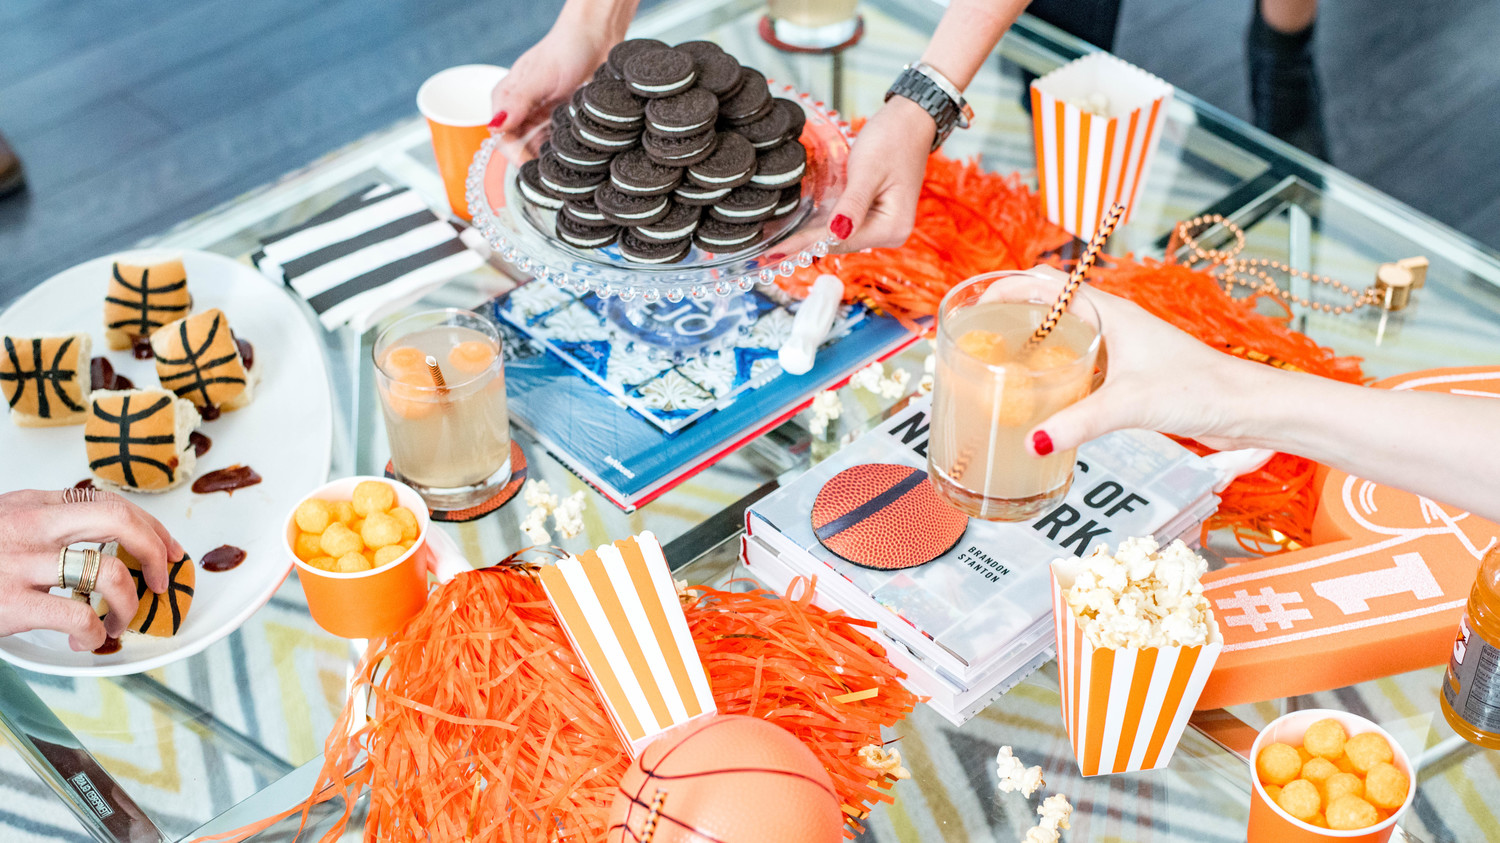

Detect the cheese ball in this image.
[294,498,333,534]
[1299,757,1338,788]
[1323,771,1364,805]
[1275,779,1321,822]
[373,545,407,567]
[1264,785,1282,803]
[1297,746,1313,765]
[293,531,324,563]
[391,506,420,541]
[1257,742,1303,787]
[1334,754,1358,775]
[319,523,363,558]
[1344,732,1394,774]
[1363,762,1409,810]
[353,480,397,517]
[361,511,403,550]
[335,552,373,573]
[1303,718,1347,759]
[1326,794,1379,830]
[332,500,356,525]
[307,556,337,572]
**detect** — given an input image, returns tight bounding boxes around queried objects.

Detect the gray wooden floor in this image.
[0,0,1497,309]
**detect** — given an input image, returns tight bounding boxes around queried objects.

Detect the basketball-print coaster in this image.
[384,440,527,523]
[811,463,967,570]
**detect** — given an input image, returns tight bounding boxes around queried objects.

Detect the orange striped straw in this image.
[425,355,451,404]
[1028,201,1126,348]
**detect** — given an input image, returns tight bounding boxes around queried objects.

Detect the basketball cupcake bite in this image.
[1,333,91,427]
[118,545,195,637]
[150,308,256,420]
[104,253,193,356]
[85,389,201,493]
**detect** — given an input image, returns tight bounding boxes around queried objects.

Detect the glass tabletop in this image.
[3,0,1498,841]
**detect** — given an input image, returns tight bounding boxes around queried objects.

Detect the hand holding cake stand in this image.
[466,83,852,351]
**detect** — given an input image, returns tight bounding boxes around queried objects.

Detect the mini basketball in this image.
[606,714,843,843]
[812,463,967,569]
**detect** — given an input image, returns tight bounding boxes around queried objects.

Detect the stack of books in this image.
[741,399,1223,725]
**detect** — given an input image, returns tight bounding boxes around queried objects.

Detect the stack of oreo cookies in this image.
[518,38,808,264]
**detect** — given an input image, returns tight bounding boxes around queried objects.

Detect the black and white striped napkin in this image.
[254,184,482,331]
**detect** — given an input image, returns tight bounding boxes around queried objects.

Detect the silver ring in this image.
[68,548,103,602]
[59,547,91,590]
[61,486,102,505]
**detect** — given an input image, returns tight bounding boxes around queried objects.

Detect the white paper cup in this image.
[1030,53,1173,241]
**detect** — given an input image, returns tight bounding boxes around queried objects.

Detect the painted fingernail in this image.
[830,214,852,240]
[487,110,507,129]
[1032,430,1053,456]
[766,252,785,262]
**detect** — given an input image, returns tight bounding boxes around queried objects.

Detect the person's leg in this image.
[1248,0,1327,158]
[0,131,24,198]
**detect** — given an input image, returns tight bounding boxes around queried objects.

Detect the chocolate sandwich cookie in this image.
[693,50,743,98]
[561,195,611,227]
[771,185,802,219]
[593,183,672,227]
[673,40,724,61]
[538,153,607,198]
[551,101,573,132]
[518,159,564,210]
[777,97,806,143]
[570,112,641,152]
[592,63,615,82]
[686,132,755,190]
[607,38,668,78]
[642,128,718,167]
[644,88,718,135]
[673,182,732,206]
[751,140,807,188]
[619,230,691,264]
[709,186,779,223]
[693,217,764,253]
[581,79,645,128]
[549,127,614,173]
[556,214,620,249]
[622,48,697,99]
[569,87,585,119]
[730,100,793,150]
[634,202,702,242]
[718,68,771,124]
[609,148,683,197]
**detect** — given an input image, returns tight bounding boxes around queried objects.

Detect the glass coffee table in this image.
[3,1,1498,841]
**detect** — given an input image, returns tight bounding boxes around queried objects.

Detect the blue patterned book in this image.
[488,283,918,511]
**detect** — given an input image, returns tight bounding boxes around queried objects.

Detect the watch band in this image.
[884,62,973,151]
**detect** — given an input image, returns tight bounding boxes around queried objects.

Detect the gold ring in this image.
[58,547,91,591]
[71,548,103,602]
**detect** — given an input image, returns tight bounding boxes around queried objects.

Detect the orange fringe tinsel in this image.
[782,150,1368,550]
[197,564,916,843]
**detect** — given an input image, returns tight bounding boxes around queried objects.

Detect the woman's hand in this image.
[826,96,937,252]
[489,24,620,139]
[1014,268,1280,457]
[0,489,183,651]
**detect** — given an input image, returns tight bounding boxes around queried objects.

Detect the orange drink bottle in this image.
[1440,545,1500,748]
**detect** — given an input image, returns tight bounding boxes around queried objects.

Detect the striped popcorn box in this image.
[1030,53,1173,242]
[539,531,717,757]
[1051,556,1223,777]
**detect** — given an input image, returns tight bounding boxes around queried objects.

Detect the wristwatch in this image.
[884,61,973,151]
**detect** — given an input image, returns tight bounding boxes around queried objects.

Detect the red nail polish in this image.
[487,110,507,129]
[766,252,785,262]
[830,214,852,240]
[1032,430,1053,456]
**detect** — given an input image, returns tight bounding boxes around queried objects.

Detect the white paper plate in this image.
[0,250,333,676]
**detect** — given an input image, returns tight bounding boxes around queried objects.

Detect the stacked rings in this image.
[58,546,102,600]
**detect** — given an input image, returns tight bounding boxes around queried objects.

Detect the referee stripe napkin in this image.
[255,183,482,332]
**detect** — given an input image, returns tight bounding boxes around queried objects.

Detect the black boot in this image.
[0,131,25,198]
[1246,4,1328,159]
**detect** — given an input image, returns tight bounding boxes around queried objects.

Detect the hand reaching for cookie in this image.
[489,0,641,139]
[0,489,184,651]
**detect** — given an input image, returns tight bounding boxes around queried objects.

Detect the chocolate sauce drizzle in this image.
[191,464,261,494]
[201,545,246,572]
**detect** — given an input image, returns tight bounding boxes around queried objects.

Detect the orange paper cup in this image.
[1248,710,1416,843]
[417,64,508,220]
[1051,558,1223,776]
[285,476,469,639]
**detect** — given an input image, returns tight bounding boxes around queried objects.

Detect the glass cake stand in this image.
[467,82,851,350]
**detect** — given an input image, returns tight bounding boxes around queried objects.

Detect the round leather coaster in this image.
[384,440,527,523]
[811,463,967,570]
